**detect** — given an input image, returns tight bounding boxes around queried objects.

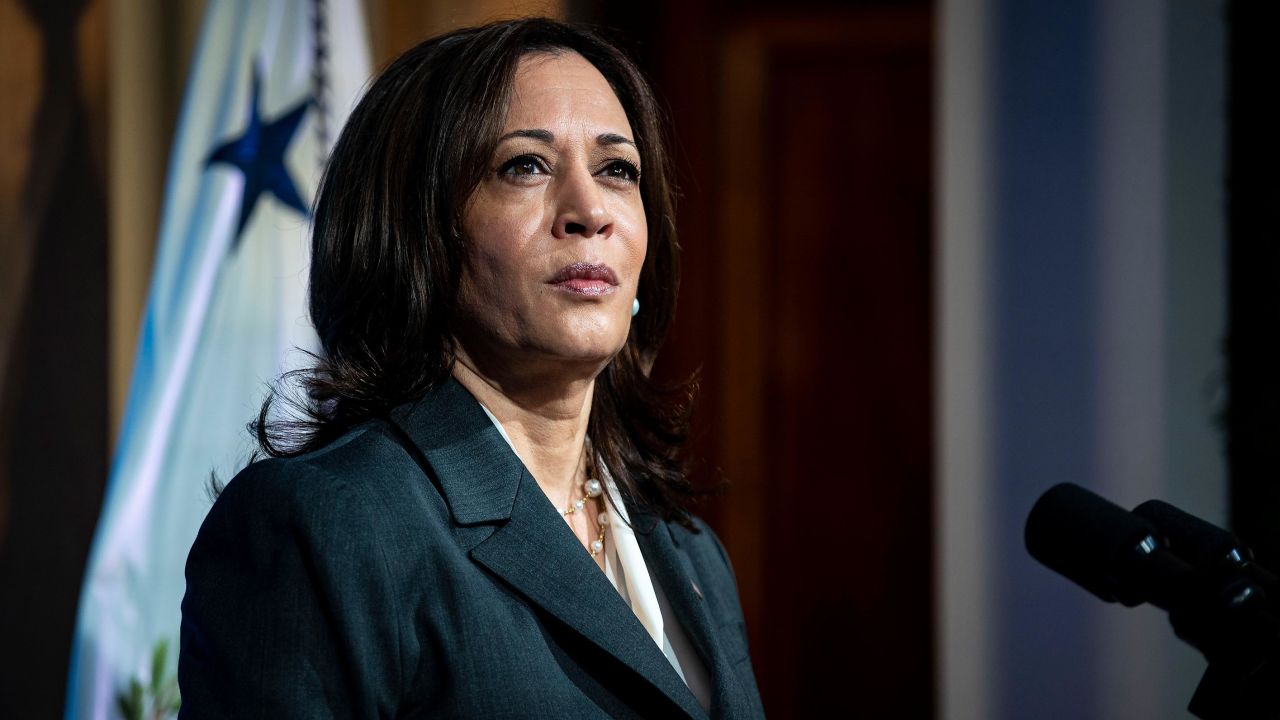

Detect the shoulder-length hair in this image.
[255,18,698,524]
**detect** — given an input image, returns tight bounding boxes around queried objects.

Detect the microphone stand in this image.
[1112,528,1280,718]
[1129,499,1280,718]
[1167,558,1280,719]
[1026,484,1280,718]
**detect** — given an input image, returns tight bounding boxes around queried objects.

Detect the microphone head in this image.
[1132,499,1250,570]
[1025,483,1160,606]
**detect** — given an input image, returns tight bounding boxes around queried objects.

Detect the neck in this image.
[450,353,595,505]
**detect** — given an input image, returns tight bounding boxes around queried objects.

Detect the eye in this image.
[598,159,641,183]
[498,154,549,177]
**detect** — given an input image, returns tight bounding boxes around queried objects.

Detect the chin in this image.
[550,339,626,366]
[537,326,627,368]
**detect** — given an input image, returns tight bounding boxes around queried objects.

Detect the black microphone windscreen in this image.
[1132,499,1248,570]
[1025,483,1159,605]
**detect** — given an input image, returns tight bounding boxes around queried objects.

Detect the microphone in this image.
[1024,482,1192,609]
[1133,498,1252,571]
[1025,483,1280,719]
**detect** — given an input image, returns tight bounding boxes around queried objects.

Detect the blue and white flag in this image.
[66,1,370,717]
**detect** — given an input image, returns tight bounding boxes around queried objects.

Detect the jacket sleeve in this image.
[178,458,405,719]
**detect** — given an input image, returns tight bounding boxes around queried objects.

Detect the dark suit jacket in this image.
[178,376,765,718]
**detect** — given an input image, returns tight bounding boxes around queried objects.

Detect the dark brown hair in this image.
[254,18,697,524]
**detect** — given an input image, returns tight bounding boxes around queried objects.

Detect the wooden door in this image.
[715,14,934,717]
[616,7,937,716]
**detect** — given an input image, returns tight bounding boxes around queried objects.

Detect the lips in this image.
[548,262,619,296]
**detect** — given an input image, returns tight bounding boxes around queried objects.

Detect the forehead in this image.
[503,51,633,135]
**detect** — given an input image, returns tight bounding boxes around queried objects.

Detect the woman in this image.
[178,18,764,719]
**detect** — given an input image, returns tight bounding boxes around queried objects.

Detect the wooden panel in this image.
[715,13,934,718]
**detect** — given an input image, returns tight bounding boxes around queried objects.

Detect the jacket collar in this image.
[387,376,709,719]
[387,375,522,525]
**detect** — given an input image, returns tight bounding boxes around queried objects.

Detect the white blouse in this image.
[478,405,713,711]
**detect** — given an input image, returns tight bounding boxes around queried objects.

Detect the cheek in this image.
[463,206,544,287]
[467,237,515,287]
[620,209,648,280]
[606,195,647,264]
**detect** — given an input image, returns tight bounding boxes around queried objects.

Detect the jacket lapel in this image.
[470,476,707,720]
[388,377,707,720]
[633,517,753,720]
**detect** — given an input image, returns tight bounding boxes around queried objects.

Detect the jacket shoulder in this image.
[214,418,429,522]
[182,422,416,717]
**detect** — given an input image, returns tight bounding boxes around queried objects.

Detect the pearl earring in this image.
[631,298,640,317]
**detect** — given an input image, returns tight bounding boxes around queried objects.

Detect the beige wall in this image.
[107,0,204,446]
[366,0,564,63]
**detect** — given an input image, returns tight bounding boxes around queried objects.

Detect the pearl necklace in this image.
[562,475,608,557]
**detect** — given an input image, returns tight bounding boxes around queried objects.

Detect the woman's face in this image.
[455,51,647,379]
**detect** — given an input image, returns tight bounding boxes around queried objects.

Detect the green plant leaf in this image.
[150,639,169,696]
[128,678,145,720]
[158,677,182,713]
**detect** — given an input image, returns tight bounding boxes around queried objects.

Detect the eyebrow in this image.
[597,132,636,148]
[498,129,555,144]
[497,129,637,149]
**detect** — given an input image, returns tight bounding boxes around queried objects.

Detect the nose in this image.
[552,167,613,239]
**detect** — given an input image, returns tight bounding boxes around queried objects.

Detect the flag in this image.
[65,1,370,716]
